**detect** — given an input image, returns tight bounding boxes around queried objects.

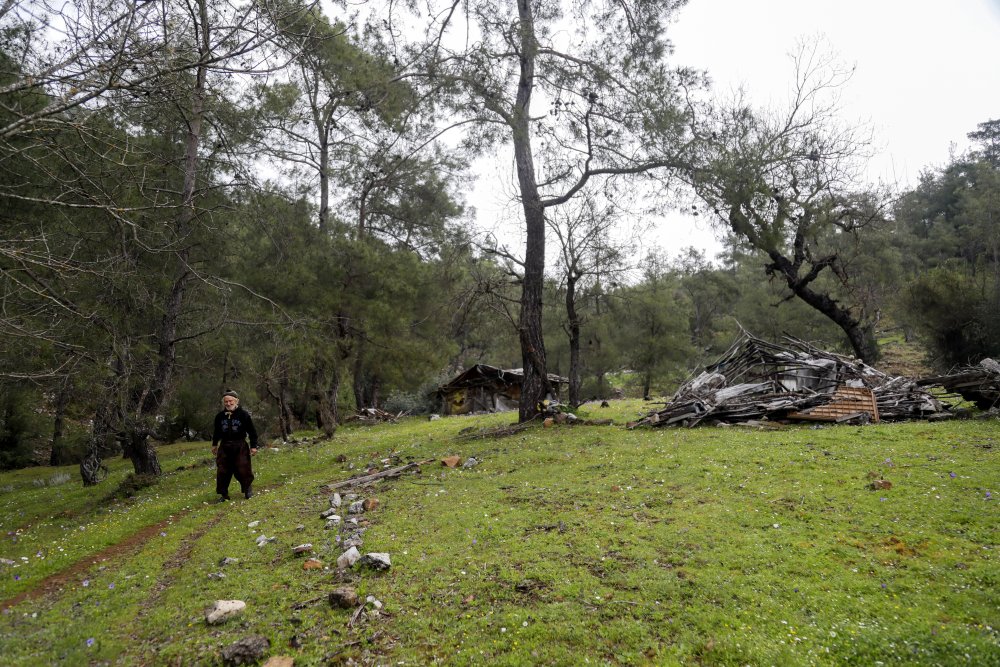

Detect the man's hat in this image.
[222,390,239,399]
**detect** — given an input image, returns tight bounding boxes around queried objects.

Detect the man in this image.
[211,390,259,501]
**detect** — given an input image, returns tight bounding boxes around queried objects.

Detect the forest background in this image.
[1,0,998,479]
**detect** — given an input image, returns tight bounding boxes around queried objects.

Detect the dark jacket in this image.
[212,407,259,448]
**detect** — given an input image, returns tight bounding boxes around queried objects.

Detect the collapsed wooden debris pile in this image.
[348,407,407,424]
[633,333,950,428]
[916,358,1000,410]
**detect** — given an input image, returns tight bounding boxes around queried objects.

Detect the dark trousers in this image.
[216,440,254,496]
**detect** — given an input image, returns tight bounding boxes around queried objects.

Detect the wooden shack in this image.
[436,365,568,415]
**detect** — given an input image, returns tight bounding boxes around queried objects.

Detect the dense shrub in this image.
[0,388,47,470]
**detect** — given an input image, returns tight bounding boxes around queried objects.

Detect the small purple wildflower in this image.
[160,532,167,537]
[881,583,887,589]
[987,491,992,500]
[884,458,893,466]
[949,472,956,479]
[472,538,477,545]
[86,638,95,647]
[82,579,89,587]
[880,497,887,501]
[108,583,115,590]
[13,574,20,581]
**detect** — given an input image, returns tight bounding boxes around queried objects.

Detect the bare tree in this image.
[548,191,636,407]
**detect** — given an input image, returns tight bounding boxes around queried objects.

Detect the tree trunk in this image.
[513,0,549,422]
[124,425,162,477]
[352,339,368,410]
[317,366,340,437]
[566,275,582,408]
[49,376,71,466]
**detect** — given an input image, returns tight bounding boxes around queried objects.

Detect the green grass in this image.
[1,401,997,665]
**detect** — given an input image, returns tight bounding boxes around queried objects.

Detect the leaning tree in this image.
[691,42,889,364]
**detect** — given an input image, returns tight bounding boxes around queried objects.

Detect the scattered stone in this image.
[344,493,358,501]
[358,552,391,571]
[303,559,323,571]
[320,507,339,519]
[330,493,342,508]
[441,455,462,468]
[543,418,554,428]
[348,500,365,514]
[262,657,295,667]
[429,414,441,421]
[869,479,893,491]
[362,497,379,512]
[343,537,364,549]
[337,546,361,570]
[219,557,239,567]
[462,457,479,469]
[247,520,260,529]
[255,535,277,547]
[206,600,246,625]
[207,572,227,580]
[365,595,383,610]
[346,518,359,527]
[291,544,313,555]
[295,524,305,532]
[336,454,348,463]
[329,586,359,608]
[221,634,270,666]
[324,517,342,529]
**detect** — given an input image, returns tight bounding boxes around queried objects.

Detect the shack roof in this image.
[438,364,568,393]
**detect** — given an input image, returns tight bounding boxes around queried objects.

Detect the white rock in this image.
[347,518,359,526]
[337,546,361,570]
[320,507,339,519]
[330,493,342,508]
[366,595,383,610]
[205,599,246,624]
[429,414,441,421]
[324,516,342,529]
[348,501,365,514]
[247,520,260,529]
[292,543,313,554]
[359,552,391,571]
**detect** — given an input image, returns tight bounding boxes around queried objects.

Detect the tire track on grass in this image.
[0,511,193,612]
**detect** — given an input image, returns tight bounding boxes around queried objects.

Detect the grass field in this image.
[0,400,997,665]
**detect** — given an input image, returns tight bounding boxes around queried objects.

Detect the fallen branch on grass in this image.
[321,460,435,492]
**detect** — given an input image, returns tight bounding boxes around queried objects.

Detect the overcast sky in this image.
[471,0,1000,257]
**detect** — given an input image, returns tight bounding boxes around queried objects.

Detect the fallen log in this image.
[321,459,435,492]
